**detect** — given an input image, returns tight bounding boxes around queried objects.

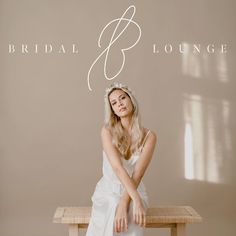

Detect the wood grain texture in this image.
[53,206,202,225]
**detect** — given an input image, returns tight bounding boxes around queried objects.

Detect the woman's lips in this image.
[119,107,126,112]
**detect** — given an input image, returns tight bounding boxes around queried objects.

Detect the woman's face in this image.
[109,89,134,118]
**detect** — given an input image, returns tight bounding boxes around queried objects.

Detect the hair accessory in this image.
[104,82,134,100]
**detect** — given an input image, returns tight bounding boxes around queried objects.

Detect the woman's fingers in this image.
[132,206,136,223]
[115,218,120,232]
[134,209,139,224]
[113,202,129,233]
[122,217,129,232]
[133,210,137,224]
[124,217,128,231]
[114,217,128,233]
[120,218,124,232]
[140,213,143,226]
[132,206,147,227]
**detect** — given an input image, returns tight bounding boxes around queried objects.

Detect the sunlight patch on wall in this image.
[183,94,231,184]
[181,42,228,82]
[184,95,205,182]
[216,53,228,83]
[182,43,202,78]
[184,123,194,180]
[181,41,231,184]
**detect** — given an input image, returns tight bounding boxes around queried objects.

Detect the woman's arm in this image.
[119,131,157,206]
[101,126,141,202]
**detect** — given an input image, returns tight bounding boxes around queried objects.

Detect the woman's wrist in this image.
[132,192,142,205]
[120,197,130,207]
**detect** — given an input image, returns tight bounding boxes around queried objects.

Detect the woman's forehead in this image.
[109,89,126,100]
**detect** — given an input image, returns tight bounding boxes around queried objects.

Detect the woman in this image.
[86,82,157,236]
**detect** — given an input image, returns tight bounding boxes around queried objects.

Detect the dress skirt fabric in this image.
[86,151,149,236]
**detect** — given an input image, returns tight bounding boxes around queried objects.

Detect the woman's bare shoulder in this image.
[101,124,111,137]
[143,127,157,141]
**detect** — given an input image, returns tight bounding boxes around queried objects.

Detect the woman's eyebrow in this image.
[110,94,124,103]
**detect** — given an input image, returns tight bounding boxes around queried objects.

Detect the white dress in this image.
[86,130,151,236]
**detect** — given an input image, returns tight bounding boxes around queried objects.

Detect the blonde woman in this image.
[86,82,157,236]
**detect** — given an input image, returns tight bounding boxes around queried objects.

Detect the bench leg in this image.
[171,223,186,236]
[69,224,79,236]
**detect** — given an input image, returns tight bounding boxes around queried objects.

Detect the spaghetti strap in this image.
[140,129,151,152]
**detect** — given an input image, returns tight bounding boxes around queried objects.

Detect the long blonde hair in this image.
[104,82,144,159]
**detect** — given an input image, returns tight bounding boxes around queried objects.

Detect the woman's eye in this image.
[121,96,126,99]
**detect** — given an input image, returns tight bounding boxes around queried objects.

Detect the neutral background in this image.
[0,1,235,236]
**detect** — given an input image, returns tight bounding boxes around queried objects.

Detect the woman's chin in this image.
[120,112,132,118]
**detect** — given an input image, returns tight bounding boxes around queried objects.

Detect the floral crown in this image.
[104,82,134,100]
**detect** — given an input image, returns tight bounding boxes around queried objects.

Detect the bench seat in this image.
[53,206,202,236]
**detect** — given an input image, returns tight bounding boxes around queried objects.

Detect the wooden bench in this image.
[53,206,202,236]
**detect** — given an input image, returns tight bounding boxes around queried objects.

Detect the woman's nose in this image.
[118,101,123,107]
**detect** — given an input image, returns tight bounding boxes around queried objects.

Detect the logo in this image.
[87,5,141,91]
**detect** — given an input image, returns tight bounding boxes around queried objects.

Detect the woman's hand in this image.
[114,201,129,233]
[132,197,147,227]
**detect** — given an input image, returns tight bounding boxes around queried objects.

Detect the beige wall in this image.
[0,1,235,236]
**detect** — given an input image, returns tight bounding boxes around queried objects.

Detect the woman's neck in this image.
[121,116,132,133]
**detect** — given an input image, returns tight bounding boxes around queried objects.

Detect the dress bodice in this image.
[102,150,139,183]
[94,130,151,196]
[99,150,148,197]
